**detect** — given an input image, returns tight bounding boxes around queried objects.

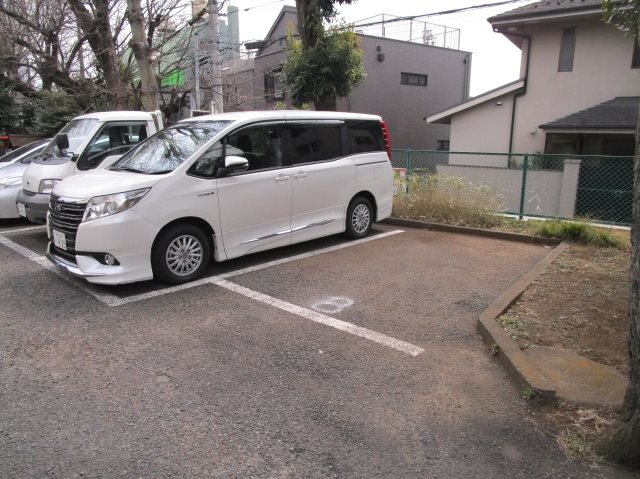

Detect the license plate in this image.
[17,203,26,217]
[52,230,67,251]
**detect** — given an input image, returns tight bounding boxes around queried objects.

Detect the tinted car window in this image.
[226,125,281,171]
[285,125,342,166]
[188,141,223,178]
[78,123,148,170]
[346,121,384,154]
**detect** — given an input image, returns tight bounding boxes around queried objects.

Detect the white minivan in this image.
[47,111,393,285]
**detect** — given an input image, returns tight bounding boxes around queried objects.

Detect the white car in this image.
[0,139,49,170]
[47,111,394,285]
[18,111,162,224]
[0,140,50,219]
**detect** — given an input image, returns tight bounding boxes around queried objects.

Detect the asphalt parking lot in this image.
[0,219,616,477]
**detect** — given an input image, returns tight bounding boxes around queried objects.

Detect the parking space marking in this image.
[1,228,418,355]
[1,225,47,235]
[0,229,405,308]
[0,234,125,306]
[0,233,44,261]
[114,230,405,306]
[213,279,424,357]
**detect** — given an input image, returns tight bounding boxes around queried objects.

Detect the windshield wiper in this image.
[112,166,146,174]
[149,170,174,175]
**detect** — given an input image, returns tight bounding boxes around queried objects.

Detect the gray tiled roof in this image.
[489,0,602,23]
[540,97,640,130]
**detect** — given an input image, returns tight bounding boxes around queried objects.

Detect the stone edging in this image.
[382,217,567,402]
[476,242,570,402]
[382,217,562,246]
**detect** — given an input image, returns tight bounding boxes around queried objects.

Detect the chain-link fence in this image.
[391,149,634,225]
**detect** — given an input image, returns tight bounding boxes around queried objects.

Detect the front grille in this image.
[48,194,87,264]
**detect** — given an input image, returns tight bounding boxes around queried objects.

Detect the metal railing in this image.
[391,149,635,225]
[350,14,460,50]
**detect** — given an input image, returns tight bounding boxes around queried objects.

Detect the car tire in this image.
[345,197,373,239]
[152,223,211,284]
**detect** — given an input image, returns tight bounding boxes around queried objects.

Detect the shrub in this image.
[392,173,504,228]
[535,220,622,248]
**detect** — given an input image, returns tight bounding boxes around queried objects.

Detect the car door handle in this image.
[293,172,308,179]
[274,175,290,183]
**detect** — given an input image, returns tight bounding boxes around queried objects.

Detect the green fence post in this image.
[519,155,529,219]
[406,149,412,193]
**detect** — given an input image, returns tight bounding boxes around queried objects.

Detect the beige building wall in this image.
[513,19,640,153]
[448,93,515,163]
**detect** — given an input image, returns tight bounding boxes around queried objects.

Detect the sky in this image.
[224,0,538,97]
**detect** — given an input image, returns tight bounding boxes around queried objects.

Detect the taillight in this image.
[380,120,391,160]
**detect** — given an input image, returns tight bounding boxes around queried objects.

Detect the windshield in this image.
[42,118,99,156]
[0,140,47,163]
[111,120,232,174]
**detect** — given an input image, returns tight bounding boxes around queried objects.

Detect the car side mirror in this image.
[218,155,249,177]
[55,133,69,152]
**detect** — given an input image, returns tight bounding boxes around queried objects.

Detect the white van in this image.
[18,111,162,223]
[46,111,393,285]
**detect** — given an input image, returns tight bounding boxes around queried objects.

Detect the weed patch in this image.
[392,173,503,228]
[534,220,622,248]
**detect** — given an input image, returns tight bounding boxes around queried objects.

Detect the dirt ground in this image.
[496,233,634,466]
[498,241,631,375]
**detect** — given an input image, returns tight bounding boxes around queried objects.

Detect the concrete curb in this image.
[476,242,570,402]
[382,218,562,247]
[382,217,568,402]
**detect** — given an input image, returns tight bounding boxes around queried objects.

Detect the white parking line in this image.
[1,228,419,356]
[1,225,47,235]
[213,279,424,357]
[114,230,405,306]
[0,235,125,306]
[0,229,404,307]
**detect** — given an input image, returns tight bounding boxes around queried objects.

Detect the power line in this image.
[343,0,534,30]
[242,0,287,12]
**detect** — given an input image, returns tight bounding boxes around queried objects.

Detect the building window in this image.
[401,72,428,87]
[632,40,640,68]
[558,28,576,72]
[436,140,450,151]
[264,70,284,101]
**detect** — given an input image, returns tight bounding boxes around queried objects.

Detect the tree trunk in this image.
[126,0,159,112]
[601,103,640,468]
[314,95,337,111]
[68,0,128,109]
[295,0,338,111]
[295,0,322,48]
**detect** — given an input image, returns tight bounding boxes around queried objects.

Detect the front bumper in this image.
[47,208,159,285]
[16,189,49,224]
[46,243,106,278]
[0,185,21,219]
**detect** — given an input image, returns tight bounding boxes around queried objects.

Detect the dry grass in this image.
[392,173,504,228]
[554,407,616,466]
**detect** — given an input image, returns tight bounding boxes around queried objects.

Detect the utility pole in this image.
[193,32,201,110]
[208,0,223,113]
[78,25,85,80]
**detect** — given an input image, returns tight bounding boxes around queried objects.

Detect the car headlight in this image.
[82,188,150,223]
[39,179,61,194]
[0,176,22,189]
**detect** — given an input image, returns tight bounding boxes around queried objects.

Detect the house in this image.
[427,0,640,158]
[223,6,472,150]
